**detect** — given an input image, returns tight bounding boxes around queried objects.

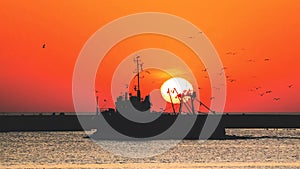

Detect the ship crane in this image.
[194,98,215,114]
[173,88,195,114]
[167,88,176,114]
[167,88,215,114]
[167,88,194,114]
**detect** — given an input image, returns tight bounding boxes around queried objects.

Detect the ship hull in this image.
[90,112,226,140]
[2,113,300,140]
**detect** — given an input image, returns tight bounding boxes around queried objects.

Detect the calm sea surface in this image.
[1,129,300,169]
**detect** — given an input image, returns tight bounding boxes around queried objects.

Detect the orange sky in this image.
[0,0,299,112]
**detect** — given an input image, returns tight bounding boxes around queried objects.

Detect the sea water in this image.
[1,129,299,169]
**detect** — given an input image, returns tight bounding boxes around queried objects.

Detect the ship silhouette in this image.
[91,56,224,140]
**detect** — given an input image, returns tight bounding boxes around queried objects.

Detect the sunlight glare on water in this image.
[1,130,300,169]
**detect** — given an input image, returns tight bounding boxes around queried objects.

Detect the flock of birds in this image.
[42,34,295,105]
[249,86,284,101]
[198,49,295,103]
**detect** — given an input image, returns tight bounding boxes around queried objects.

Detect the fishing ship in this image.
[90,56,225,140]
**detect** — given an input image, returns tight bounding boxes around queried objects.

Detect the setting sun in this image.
[160,77,193,104]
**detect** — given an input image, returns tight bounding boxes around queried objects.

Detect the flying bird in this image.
[42,44,46,48]
[229,79,236,83]
[266,90,272,94]
[288,84,294,88]
[273,98,280,101]
[264,58,270,61]
[225,51,236,55]
[255,87,261,90]
[259,93,265,97]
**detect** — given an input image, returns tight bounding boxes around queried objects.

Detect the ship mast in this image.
[95,90,99,115]
[134,55,142,102]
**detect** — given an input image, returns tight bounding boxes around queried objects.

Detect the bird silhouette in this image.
[266,90,272,94]
[255,87,261,90]
[259,93,265,96]
[42,44,46,48]
[247,59,255,62]
[264,58,270,61]
[273,98,280,101]
[225,51,237,55]
[229,79,236,83]
[288,84,293,88]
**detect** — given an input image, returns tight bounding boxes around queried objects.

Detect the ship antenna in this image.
[134,55,142,102]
